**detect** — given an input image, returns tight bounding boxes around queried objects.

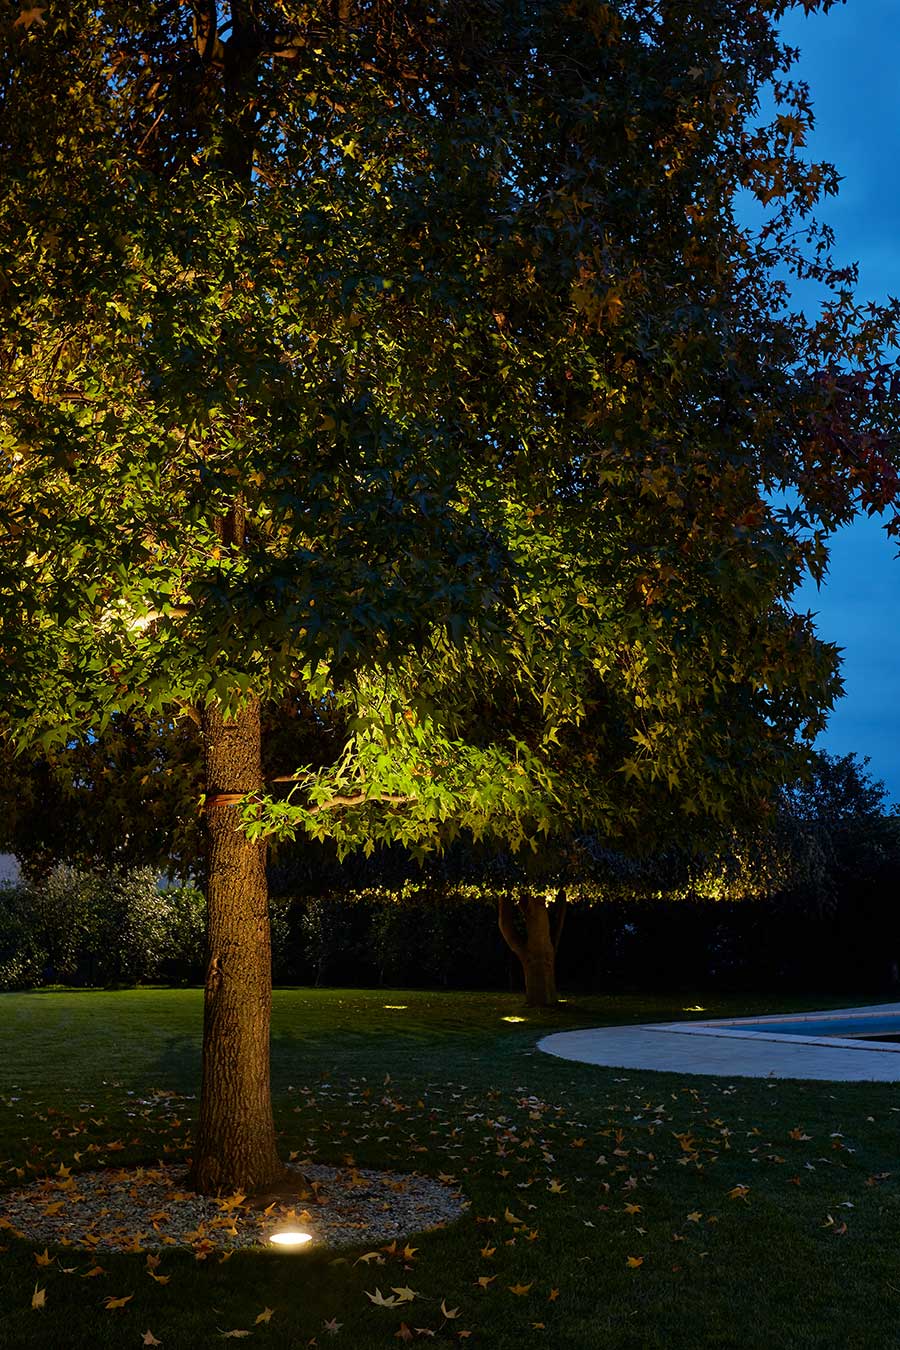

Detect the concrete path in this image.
[538,1004,900,1081]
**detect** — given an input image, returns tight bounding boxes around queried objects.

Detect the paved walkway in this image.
[538,1004,900,1081]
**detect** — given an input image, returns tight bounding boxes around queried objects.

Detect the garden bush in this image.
[0,866,206,990]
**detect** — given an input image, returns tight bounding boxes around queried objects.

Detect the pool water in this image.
[739,1015,900,1039]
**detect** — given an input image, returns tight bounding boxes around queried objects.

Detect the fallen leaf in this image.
[626,1256,644,1269]
[34,1248,54,1267]
[218,1333,251,1341]
[323,1317,342,1335]
[32,1284,46,1311]
[366,1288,403,1308]
[509,1283,533,1296]
[104,1294,134,1310]
[254,1308,275,1325]
[392,1287,416,1304]
[727,1185,750,1201]
[395,1325,414,1343]
[441,1300,460,1318]
[142,1333,163,1347]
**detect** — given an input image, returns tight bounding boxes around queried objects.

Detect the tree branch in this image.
[205,790,416,813]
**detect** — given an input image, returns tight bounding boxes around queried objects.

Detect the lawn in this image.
[1,986,898,1348]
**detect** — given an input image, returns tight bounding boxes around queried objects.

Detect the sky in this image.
[767,1,900,804]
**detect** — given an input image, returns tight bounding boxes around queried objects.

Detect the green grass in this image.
[2,986,899,1348]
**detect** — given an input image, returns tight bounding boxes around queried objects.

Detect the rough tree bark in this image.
[187,696,286,1194]
[497,889,567,1008]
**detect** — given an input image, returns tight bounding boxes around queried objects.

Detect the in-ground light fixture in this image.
[269,1230,313,1248]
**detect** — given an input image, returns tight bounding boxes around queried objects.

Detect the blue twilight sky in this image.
[764,2,900,804]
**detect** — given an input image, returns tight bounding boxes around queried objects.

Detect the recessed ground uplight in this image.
[502,1016,526,1023]
[269,1231,313,1248]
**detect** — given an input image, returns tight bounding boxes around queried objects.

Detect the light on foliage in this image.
[502,1016,526,1023]
[269,1230,313,1248]
[383,1005,408,1010]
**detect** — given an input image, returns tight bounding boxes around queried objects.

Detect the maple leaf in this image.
[323,1318,342,1335]
[354,1251,385,1265]
[142,1333,163,1347]
[727,1185,750,1201]
[480,1245,496,1259]
[623,1203,641,1215]
[508,1283,533,1296]
[104,1294,134,1310]
[218,1333,251,1341]
[149,1272,170,1285]
[31,1283,46,1311]
[548,1179,566,1194]
[548,1289,560,1302]
[13,6,46,28]
[504,1208,524,1226]
[366,1287,403,1308]
[255,1307,275,1324]
[219,1192,247,1212]
[440,1300,460,1318]
[34,1248,54,1266]
[395,1325,414,1343]
[789,1129,812,1142]
[401,1245,418,1261]
[687,1211,702,1223]
[476,1275,496,1289]
[82,1265,107,1278]
[626,1256,644,1269]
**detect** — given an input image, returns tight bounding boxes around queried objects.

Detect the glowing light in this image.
[383,1004,408,1010]
[269,1230,313,1248]
[502,1016,526,1023]
[683,1006,707,1013]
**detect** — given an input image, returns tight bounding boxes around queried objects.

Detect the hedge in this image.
[3,865,900,995]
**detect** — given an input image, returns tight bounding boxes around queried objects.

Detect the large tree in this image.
[2,0,900,1189]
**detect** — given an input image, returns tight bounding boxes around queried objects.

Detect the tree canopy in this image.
[3,0,900,866]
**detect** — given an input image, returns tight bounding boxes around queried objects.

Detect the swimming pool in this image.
[727,1011,900,1042]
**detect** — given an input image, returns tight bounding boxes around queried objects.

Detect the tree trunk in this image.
[497,889,567,1008]
[188,698,285,1195]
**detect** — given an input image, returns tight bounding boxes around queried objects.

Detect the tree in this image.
[2,0,900,1190]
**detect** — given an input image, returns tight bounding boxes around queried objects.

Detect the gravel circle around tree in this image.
[0,1162,467,1256]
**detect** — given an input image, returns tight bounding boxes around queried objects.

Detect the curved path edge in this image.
[538,1003,900,1081]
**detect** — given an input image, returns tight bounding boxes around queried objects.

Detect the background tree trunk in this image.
[497,889,567,1008]
[188,698,285,1195]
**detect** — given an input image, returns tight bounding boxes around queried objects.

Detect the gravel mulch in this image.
[0,1162,467,1256]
